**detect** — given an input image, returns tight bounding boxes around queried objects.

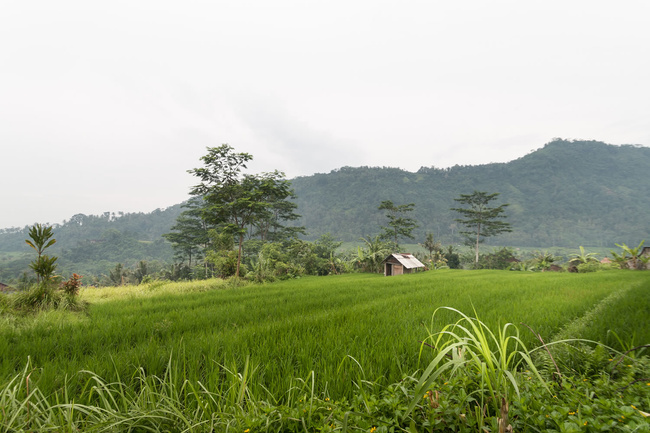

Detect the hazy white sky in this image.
[1,0,649,229]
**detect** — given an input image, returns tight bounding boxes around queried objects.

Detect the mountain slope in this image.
[290,139,650,247]
[1,139,648,281]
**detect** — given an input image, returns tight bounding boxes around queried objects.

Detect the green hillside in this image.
[1,139,649,282]
[0,206,183,282]
[291,139,650,246]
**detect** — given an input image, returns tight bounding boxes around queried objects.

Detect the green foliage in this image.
[12,284,62,310]
[1,208,180,282]
[377,200,418,248]
[207,249,239,278]
[410,307,548,429]
[443,245,461,269]
[2,314,648,432]
[108,263,126,286]
[420,232,444,262]
[28,254,58,285]
[532,250,560,271]
[451,191,512,267]
[25,224,58,285]
[576,261,604,273]
[289,140,650,247]
[569,245,599,264]
[187,144,303,277]
[612,240,646,270]
[477,247,518,270]
[353,235,392,273]
[162,197,209,268]
[0,293,9,314]
[59,273,83,296]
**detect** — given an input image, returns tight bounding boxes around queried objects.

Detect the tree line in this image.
[3,140,649,289]
[160,144,515,279]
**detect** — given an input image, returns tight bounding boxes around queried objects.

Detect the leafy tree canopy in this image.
[451,191,512,266]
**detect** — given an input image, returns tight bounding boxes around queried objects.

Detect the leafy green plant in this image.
[25,224,58,285]
[12,283,62,310]
[576,261,602,273]
[353,235,392,273]
[60,273,83,296]
[569,246,599,265]
[612,240,646,270]
[532,250,558,271]
[409,307,549,430]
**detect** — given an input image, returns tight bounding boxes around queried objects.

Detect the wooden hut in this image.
[382,253,425,276]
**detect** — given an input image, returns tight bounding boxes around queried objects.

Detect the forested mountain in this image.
[0,206,183,282]
[1,139,648,283]
[290,139,650,247]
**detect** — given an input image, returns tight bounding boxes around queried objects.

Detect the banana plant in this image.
[612,240,645,270]
[568,246,599,264]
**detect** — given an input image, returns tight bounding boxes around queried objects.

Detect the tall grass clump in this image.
[410,307,549,431]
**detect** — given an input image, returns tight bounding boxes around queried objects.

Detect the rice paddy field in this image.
[1,270,649,431]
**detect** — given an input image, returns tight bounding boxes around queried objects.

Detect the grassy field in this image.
[2,270,648,401]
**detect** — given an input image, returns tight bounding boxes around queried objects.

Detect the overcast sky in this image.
[1,1,649,229]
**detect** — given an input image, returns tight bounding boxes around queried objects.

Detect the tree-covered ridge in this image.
[0,207,182,282]
[290,139,650,247]
[1,138,649,283]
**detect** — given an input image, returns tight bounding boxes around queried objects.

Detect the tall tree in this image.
[451,191,512,267]
[187,145,301,277]
[163,197,210,269]
[378,200,418,249]
[249,171,305,243]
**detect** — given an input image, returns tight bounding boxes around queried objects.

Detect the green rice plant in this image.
[408,307,549,429]
[2,270,648,410]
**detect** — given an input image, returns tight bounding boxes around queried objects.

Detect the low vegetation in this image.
[1,270,649,431]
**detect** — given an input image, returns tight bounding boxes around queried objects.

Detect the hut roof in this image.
[383,253,425,269]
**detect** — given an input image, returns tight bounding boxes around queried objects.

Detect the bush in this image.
[478,247,519,270]
[576,261,602,273]
[59,273,83,295]
[12,281,86,313]
[12,285,62,311]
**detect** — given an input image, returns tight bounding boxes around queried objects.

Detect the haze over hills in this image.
[1,139,649,281]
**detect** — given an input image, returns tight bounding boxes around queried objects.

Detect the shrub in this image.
[59,273,83,296]
[12,285,62,311]
[576,261,602,273]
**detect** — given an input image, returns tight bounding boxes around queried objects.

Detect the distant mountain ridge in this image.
[290,139,650,247]
[1,139,648,274]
